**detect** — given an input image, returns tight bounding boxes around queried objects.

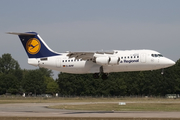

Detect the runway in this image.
[0,102,180,118]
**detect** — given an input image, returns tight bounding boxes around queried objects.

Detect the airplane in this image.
[8,32,175,80]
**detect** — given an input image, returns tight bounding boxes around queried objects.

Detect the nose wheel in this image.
[161,69,164,75]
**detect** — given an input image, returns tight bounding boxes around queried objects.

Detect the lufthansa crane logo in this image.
[26,38,41,54]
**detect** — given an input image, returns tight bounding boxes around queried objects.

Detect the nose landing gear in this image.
[161,69,164,75]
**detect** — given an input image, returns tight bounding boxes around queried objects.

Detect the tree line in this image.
[0,53,180,96]
[0,53,59,95]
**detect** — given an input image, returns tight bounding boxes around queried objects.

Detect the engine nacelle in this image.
[109,57,120,65]
[95,57,110,65]
[95,56,120,66]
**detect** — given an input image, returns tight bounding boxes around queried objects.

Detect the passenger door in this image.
[140,53,146,63]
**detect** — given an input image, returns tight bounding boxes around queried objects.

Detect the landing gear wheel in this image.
[93,73,100,79]
[101,73,108,80]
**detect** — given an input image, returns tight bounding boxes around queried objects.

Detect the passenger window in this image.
[121,57,123,59]
[62,60,64,62]
[65,60,67,62]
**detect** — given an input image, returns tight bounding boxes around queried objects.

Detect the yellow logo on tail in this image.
[26,38,41,54]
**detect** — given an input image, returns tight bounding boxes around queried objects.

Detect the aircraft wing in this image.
[67,51,114,60]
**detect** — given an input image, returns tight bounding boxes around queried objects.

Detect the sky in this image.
[1,0,180,78]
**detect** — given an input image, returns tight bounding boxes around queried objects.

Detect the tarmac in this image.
[0,102,180,118]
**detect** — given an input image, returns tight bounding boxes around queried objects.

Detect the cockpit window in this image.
[158,54,163,57]
[151,54,163,57]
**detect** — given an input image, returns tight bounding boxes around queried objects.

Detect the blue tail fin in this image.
[8,32,60,58]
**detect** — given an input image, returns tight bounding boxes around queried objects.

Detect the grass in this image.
[48,102,180,112]
[0,96,179,103]
[42,97,180,112]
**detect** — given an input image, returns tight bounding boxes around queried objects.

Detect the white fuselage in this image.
[28,49,175,74]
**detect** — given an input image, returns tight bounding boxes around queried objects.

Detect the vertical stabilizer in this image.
[8,32,60,58]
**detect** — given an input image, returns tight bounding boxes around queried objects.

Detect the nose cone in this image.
[168,59,175,66]
[161,58,175,68]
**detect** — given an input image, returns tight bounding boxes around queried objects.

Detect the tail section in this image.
[8,32,60,58]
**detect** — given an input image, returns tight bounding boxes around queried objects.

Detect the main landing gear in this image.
[93,73,100,79]
[93,73,108,80]
[101,73,108,80]
[92,66,109,80]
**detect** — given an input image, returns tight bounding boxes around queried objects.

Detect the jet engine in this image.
[95,57,110,65]
[109,57,120,65]
[95,56,120,66]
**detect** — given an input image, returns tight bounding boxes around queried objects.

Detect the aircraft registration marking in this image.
[63,65,74,67]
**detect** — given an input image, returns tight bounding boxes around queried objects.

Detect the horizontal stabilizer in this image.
[7,32,37,36]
